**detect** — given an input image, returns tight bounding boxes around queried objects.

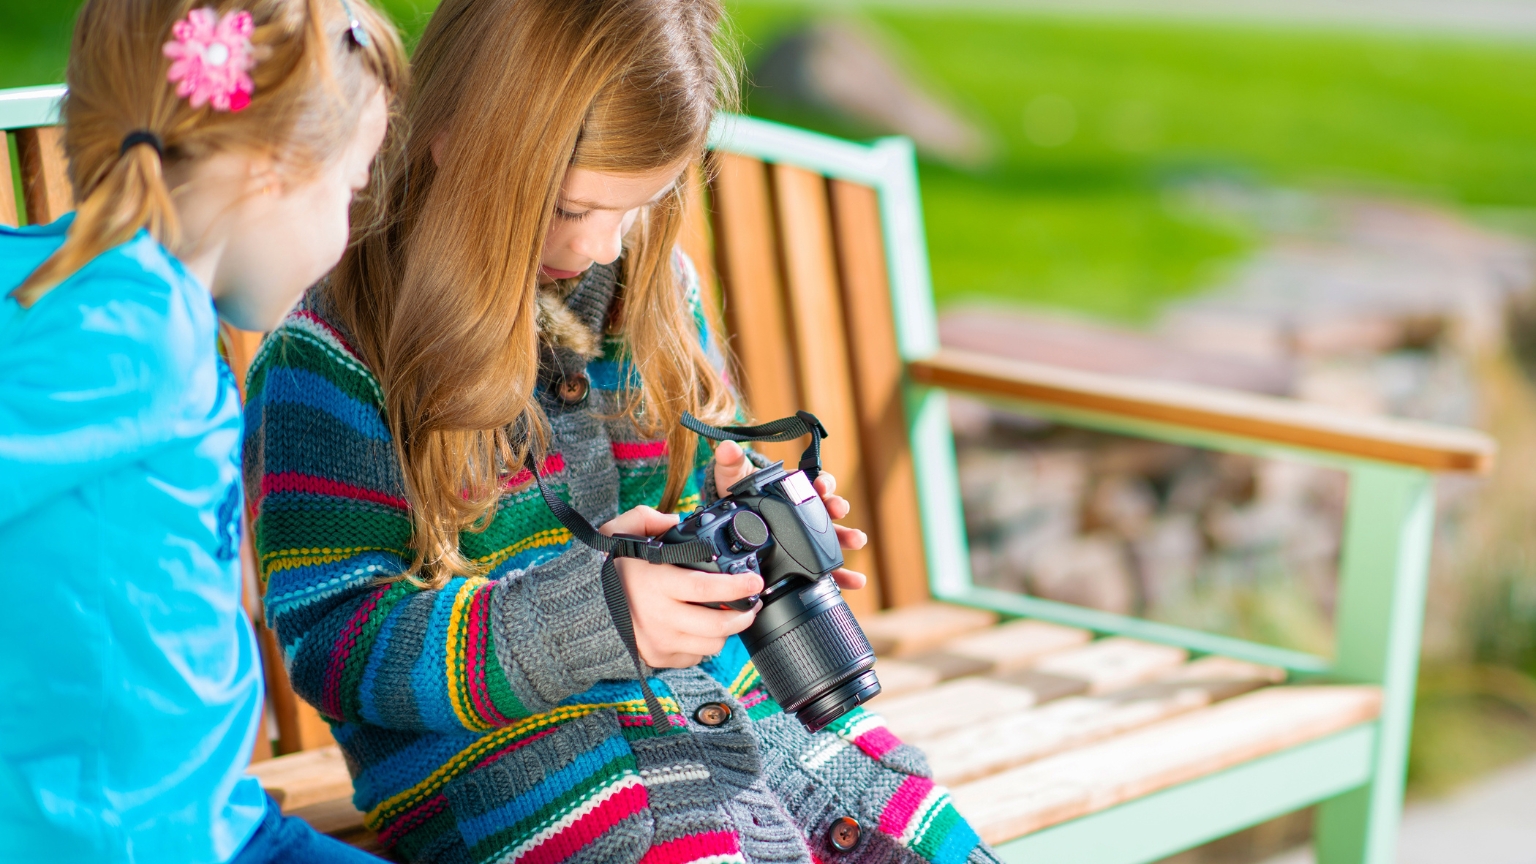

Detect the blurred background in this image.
[7,0,1536,860]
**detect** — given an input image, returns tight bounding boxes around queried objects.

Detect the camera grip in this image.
[691,595,761,613]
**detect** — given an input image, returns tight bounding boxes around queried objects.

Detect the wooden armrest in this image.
[908,348,1494,473]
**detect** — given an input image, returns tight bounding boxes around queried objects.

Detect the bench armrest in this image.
[908,348,1495,473]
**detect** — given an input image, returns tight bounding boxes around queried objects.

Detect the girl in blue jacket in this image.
[0,2,404,861]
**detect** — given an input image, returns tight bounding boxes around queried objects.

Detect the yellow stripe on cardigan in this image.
[728,661,760,697]
[259,546,396,579]
[365,696,683,828]
[471,527,573,571]
[444,576,494,732]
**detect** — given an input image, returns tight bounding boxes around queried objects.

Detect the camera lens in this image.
[739,576,880,733]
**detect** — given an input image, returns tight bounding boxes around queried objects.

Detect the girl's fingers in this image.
[822,494,850,520]
[659,599,758,638]
[835,525,867,551]
[665,568,763,605]
[832,568,866,591]
[667,633,730,659]
[714,440,754,496]
[602,505,679,537]
[814,472,838,497]
[646,651,705,669]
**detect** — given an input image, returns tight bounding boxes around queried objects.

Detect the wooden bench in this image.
[3,84,1495,864]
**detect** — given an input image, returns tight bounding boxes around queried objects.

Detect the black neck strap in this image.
[680,410,828,481]
[523,410,827,732]
[524,453,715,732]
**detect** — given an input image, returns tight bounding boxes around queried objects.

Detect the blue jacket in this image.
[0,217,266,863]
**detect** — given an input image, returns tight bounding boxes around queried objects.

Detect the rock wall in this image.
[947,191,1534,657]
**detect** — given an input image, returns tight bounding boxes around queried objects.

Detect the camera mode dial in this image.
[727,510,770,552]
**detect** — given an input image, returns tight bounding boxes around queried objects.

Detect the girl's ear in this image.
[245,154,282,197]
[431,131,449,167]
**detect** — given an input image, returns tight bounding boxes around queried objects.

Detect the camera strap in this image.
[523,453,716,732]
[681,410,829,481]
[521,410,827,732]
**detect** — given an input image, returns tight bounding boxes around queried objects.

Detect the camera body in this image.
[661,461,880,732]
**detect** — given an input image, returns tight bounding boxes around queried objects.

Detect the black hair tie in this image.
[119,130,164,159]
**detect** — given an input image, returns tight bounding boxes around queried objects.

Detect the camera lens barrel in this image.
[739,575,880,732]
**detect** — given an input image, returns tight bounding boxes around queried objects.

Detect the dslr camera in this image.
[662,459,880,733]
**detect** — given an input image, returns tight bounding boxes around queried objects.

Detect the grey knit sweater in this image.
[243,253,1001,864]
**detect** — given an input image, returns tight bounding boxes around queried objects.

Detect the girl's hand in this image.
[716,441,868,592]
[713,440,755,497]
[601,505,763,669]
[813,472,868,592]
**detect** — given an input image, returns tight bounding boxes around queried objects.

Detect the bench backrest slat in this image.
[708,153,804,465]
[766,161,882,606]
[826,179,930,609]
[1,138,18,227]
[15,126,70,226]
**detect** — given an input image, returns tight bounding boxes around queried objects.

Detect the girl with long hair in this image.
[242,1,999,862]
[0,1,405,861]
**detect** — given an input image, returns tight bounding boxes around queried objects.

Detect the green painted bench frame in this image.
[706,111,1491,864]
[4,82,1491,864]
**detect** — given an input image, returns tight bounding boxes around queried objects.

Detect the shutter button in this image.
[829,816,861,852]
[556,373,591,405]
[693,702,732,727]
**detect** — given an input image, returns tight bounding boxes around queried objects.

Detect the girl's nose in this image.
[572,221,624,266]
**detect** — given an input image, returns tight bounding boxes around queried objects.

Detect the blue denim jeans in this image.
[230,795,384,864]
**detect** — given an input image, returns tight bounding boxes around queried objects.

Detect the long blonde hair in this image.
[14,0,407,304]
[325,0,739,583]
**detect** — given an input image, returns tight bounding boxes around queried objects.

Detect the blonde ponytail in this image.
[13,138,178,306]
[10,0,407,308]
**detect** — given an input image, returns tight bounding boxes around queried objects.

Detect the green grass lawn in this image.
[9,3,1536,322]
[729,3,1536,320]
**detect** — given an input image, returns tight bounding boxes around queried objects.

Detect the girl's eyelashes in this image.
[554,204,589,222]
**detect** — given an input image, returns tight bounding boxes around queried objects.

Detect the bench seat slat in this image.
[948,685,1382,845]
[878,677,1042,743]
[862,602,999,657]
[941,619,1093,674]
[923,657,1285,785]
[1027,636,1190,695]
[248,745,353,812]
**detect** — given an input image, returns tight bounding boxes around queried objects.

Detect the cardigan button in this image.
[829,816,861,852]
[555,373,591,405]
[693,702,732,727]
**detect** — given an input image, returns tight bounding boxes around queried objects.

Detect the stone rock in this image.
[1086,473,1158,537]
[1026,533,1137,615]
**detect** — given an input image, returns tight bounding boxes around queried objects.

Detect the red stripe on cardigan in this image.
[851,725,902,760]
[322,585,388,721]
[611,440,669,461]
[518,782,649,864]
[638,830,743,864]
[293,308,363,358]
[503,453,568,490]
[376,793,449,848]
[464,583,512,727]
[878,774,936,837]
[264,471,409,510]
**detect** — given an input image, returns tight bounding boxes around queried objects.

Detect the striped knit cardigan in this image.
[242,252,999,864]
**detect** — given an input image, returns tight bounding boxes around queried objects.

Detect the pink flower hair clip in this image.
[163,7,257,112]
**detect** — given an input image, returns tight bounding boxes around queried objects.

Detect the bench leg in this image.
[1313,466,1434,864]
